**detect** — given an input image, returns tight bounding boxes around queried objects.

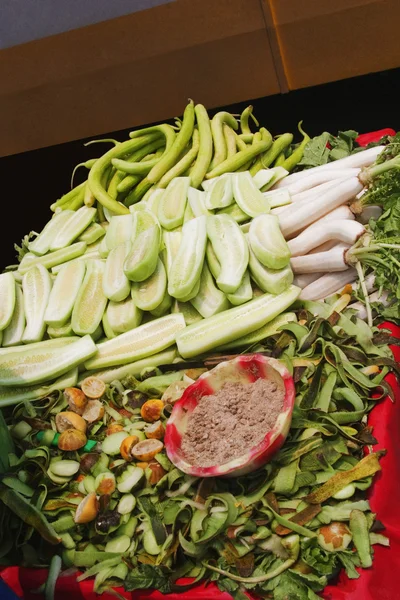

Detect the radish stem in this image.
[355,261,372,327]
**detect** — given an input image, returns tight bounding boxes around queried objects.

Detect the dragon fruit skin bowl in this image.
[164,354,295,477]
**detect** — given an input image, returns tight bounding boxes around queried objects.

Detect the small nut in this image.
[95,472,116,495]
[120,435,140,462]
[64,387,88,415]
[58,428,87,451]
[144,420,165,440]
[74,492,99,524]
[56,411,87,434]
[140,399,164,423]
[82,400,105,423]
[80,376,106,399]
[106,423,125,436]
[131,439,163,462]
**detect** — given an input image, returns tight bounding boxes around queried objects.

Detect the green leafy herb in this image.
[297,130,358,169]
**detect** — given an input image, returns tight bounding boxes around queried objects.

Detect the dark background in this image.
[1,67,399,268]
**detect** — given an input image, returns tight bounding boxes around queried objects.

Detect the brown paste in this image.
[181,377,284,467]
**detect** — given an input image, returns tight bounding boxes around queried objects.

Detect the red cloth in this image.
[2,323,400,600]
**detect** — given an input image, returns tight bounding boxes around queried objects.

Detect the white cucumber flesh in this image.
[252,169,275,190]
[184,201,195,223]
[168,216,207,300]
[50,206,97,251]
[144,189,165,216]
[71,259,108,336]
[162,231,182,276]
[0,368,78,408]
[28,210,74,256]
[51,250,101,275]
[158,177,189,230]
[106,297,143,334]
[47,322,74,338]
[227,270,253,306]
[232,171,271,217]
[205,242,221,280]
[79,349,177,384]
[0,336,78,356]
[0,272,16,331]
[248,243,294,295]
[2,284,25,347]
[44,260,86,327]
[124,225,160,283]
[172,300,202,325]
[205,174,234,210]
[18,242,87,275]
[78,222,106,244]
[207,214,249,294]
[22,265,52,344]
[218,202,249,224]
[176,274,201,303]
[150,293,173,318]
[131,209,159,238]
[105,214,133,251]
[0,335,96,387]
[131,258,167,311]
[249,214,291,269]
[84,313,186,370]
[218,312,297,350]
[187,188,212,217]
[263,188,292,208]
[103,242,131,302]
[176,285,301,358]
[102,311,117,339]
[99,235,110,258]
[190,262,230,318]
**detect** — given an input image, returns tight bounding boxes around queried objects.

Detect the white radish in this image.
[288,220,365,257]
[290,180,338,204]
[282,205,355,237]
[284,168,360,196]
[279,177,363,238]
[273,146,384,189]
[348,290,389,320]
[290,243,350,274]
[299,269,357,300]
[293,272,322,288]
[308,240,339,254]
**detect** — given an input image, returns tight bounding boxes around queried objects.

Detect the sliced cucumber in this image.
[50,206,97,251]
[158,177,189,230]
[78,222,106,245]
[2,284,24,347]
[232,171,271,217]
[207,215,248,294]
[168,216,207,300]
[144,189,165,216]
[176,285,301,358]
[28,210,74,256]
[99,235,110,258]
[190,262,230,318]
[227,270,253,306]
[106,298,143,334]
[248,242,294,295]
[47,322,74,338]
[252,169,275,191]
[162,231,182,276]
[218,202,249,224]
[84,313,186,370]
[150,293,173,318]
[0,272,16,331]
[18,242,87,275]
[105,214,133,251]
[205,173,234,210]
[249,214,291,269]
[22,265,52,344]
[44,261,86,327]
[131,209,159,239]
[131,258,167,311]
[51,250,101,275]
[0,368,78,408]
[171,300,203,325]
[187,188,212,217]
[124,225,160,282]
[0,335,96,387]
[102,311,117,339]
[71,259,107,336]
[205,241,221,280]
[218,312,297,350]
[176,274,201,302]
[103,242,131,302]
[183,200,195,223]
[262,188,291,208]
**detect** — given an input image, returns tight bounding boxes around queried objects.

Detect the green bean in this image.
[238,133,254,144]
[112,125,175,175]
[249,132,292,176]
[84,138,119,147]
[190,104,213,188]
[124,176,153,205]
[237,130,262,172]
[209,111,238,170]
[205,140,270,179]
[274,152,286,167]
[83,182,96,207]
[88,134,159,214]
[281,121,310,172]
[234,133,248,152]
[158,129,200,188]
[67,188,85,211]
[50,181,86,212]
[71,158,97,188]
[224,124,237,158]
[240,105,259,135]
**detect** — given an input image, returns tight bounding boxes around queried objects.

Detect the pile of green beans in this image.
[51,101,308,216]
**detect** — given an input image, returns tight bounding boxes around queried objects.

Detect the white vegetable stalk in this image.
[284,168,360,196]
[273,146,384,189]
[351,273,376,294]
[299,269,357,300]
[290,180,338,204]
[290,205,355,237]
[293,272,322,288]
[348,290,389,321]
[290,243,350,274]
[288,219,366,257]
[279,177,363,238]
[308,240,339,254]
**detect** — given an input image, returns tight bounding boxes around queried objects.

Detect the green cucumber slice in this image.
[183,200,195,223]
[218,202,249,224]
[157,177,189,230]
[103,242,131,302]
[176,285,301,358]
[47,322,75,338]
[131,258,167,311]
[217,312,297,350]
[44,261,86,327]
[227,271,253,306]
[71,259,108,336]
[0,272,16,331]
[232,171,271,217]
[50,206,97,251]
[205,174,234,210]
[150,293,173,318]
[84,313,185,370]
[0,335,96,387]
[28,210,74,256]
[249,214,291,270]
[99,235,110,258]
[207,215,249,294]
[2,284,25,346]
[162,231,182,276]
[106,298,143,334]
[78,222,106,245]
[187,188,212,217]
[190,262,230,318]
[171,300,202,325]
[124,225,160,282]
[22,265,52,343]
[177,276,201,303]
[18,242,87,275]
[248,242,294,295]
[102,311,117,339]
[0,368,79,408]
[105,214,133,251]
[168,216,207,300]
[262,188,291,208]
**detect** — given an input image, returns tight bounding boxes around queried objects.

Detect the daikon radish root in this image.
[299,269,357,300]
[293,272,322,288]
[285,168,360,196]
[290,243,350,274]
[288,220,365,257]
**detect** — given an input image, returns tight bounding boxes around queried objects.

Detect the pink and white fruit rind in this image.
[165,354,295,477]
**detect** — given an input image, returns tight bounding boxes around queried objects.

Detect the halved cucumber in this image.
[106,298,143,334]
[105,214,133,251]
[232,172,271,217]
[168,216,207,300]
[28,210,74,256]
[71,260,108,336]
[22,265,52,343]
[218,202,249,224]
[187,188,212,217]
[207,215,248,294]
[44,261,86,327]
[218,312,297,350]
[18,242,87,275]
[157,177,189,230]
[47,322,74,338]
[103,242,131,302]
[248,242,294,295]
[249,214,291,270]
[0,368,79,408]
[131,258,167,311]
[162,231,182,276]
[205,174,234,210]
[124,225,160,282]
[226,270,253,306]
[50,206,97,251]
[262,188,291,208]
[2,284,24,347]
[78,222,106,245]
[190,262,230,318]
[84,313,186,370]
[150,293,173,318]
[171,300,202,325]
[0,272,16,332]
